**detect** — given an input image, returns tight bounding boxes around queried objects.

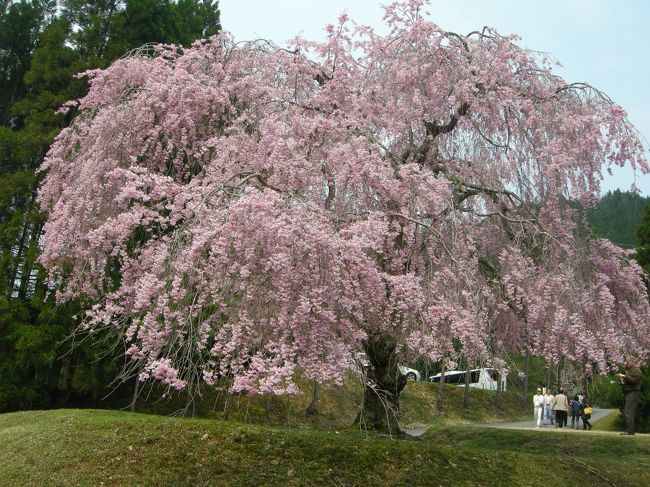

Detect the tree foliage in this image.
[0,0,221,412]
[0,0,56,125]
[38,1,650,429]
[587,190,650,248]
[636,201,650,275]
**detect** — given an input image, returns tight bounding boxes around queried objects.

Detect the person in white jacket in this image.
[543,389,555,425]
[533,388,545,428]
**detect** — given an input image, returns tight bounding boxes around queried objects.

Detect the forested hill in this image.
[587,190,650,247]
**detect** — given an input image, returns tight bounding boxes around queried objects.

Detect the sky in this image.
[220,0,650,196]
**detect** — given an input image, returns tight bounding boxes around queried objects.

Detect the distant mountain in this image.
[587,190,650,248]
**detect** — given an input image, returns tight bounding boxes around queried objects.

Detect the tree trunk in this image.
[91,361,100,402]
[97,0,119,59]
[437,361,446,412]
[223,392,234,420]
[8,218,30,298]
[556,358,563,391]
[463,367,471,409]
[357,335,406,435]
[17,221,43,300]
[60,356,72,406]
[306,381,320,415]
[522,351,530,407]
[495,371,502,410]
[546,364,551,390]
[130,376,140,413]
[264,394,273,421]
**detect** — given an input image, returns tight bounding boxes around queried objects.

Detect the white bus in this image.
[428,368,507,391]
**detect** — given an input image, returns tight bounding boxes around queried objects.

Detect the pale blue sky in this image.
[220,0,650,196]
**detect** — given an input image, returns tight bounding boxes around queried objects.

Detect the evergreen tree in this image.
[587,189,650,248]
[0,0,221,412]
[0,0,55,125]
[636,202,650,275]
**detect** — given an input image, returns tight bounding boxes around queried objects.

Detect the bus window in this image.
[470,370,481,383]
[486,369,499,381]
[446,373,465,384]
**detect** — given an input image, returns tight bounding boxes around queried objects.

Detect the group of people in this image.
[531,360,643,435]
[532,388,592,430]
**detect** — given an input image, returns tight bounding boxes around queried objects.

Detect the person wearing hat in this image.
[533,387,545,428]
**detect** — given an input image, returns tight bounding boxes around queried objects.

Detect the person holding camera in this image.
[616,360,642,436]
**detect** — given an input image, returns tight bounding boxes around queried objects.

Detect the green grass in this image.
[400,382,528,426]
[1,409,648,486]
[591,410,624,432]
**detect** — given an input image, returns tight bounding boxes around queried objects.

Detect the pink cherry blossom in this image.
[38,1,649,401]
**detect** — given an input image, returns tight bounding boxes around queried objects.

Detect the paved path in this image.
[479,408,615,430]
[402,409,616,437]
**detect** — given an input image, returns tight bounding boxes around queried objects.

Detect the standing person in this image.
[553,388,569,428]
[544,389,554,425]
[581,395,592,430]
[616,360,642,435]
[533,388,545,428]
[570,395,582,429]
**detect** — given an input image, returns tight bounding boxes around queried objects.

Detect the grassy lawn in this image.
[591,410,624,432]
[400,381,528,426]
[1,409,648,487]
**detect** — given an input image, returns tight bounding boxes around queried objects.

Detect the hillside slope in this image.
[130,378,531,429]
[1,409,648,486]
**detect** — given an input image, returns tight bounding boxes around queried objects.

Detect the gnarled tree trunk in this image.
[357,335,407,435]
[306,381,320,415]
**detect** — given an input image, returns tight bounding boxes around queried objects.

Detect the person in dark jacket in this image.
[581,395,592,430]
[616,360,642,435]
[570,395,582,429]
